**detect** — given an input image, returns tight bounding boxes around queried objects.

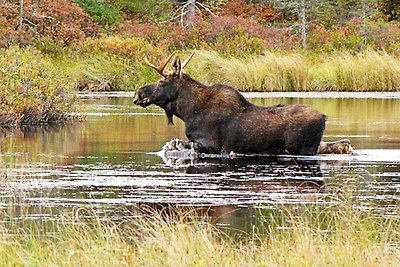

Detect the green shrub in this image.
[73,0,122,26]
[114,0,174,22]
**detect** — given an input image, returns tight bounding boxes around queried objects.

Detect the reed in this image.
[309,51,400,91]
[189,50,400,92]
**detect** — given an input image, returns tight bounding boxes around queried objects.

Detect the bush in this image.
[221,0,281,23]
[307,18,400,53]
[73,0,122,26]
[0,46,79,126]
[57,36,164,91]
[118,15,298,56]
[0,0,98,47]
[114,0,174,22]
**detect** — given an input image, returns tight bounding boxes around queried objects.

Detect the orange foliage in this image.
[221,0,281,23]
[0,0,98,47]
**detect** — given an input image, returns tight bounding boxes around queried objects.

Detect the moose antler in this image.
[181,51,195,69]
[144,52,175,76]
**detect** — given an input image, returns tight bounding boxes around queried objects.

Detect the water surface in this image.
[0,94,399,229]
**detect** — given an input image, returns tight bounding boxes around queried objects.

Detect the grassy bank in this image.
[0,205,399,266]
[51,39,400,92]
[190,50,400,92]
[1,40,400,126]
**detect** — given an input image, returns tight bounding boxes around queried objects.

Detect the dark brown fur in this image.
[133,57,326,155]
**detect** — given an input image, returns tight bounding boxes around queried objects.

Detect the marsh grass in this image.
[0,204,398,267]
[309,51,400,91]
[190,50,400,92]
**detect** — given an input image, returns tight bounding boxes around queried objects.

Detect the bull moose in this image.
[133,52,326,156]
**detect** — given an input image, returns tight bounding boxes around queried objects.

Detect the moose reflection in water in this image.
[133,52,327,156]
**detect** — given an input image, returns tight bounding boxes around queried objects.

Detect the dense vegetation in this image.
[0,204,398,266]
[0,0,399,125]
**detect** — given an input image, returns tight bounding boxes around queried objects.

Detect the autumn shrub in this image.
[307,19,365,52]
[0,46,79,126]
[365,20,400,53]
[307,18,400,53]
[0,0,98,47]
[55,36,164,91]
[118,15,297,56]
[196,15,298,53]
[81,36,162,59]
[220,0,281,23]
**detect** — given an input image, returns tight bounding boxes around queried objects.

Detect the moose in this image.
[133,52,327,156]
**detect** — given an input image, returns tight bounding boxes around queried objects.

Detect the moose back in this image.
[133,53,326,155]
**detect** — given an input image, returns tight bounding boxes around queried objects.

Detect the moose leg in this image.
[161,138,355,158]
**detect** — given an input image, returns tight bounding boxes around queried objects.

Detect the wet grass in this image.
[0,204,398,267]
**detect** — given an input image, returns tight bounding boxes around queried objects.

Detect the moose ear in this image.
[171,56,182,77]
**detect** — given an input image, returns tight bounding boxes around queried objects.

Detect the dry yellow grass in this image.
[189,50,400,92]
[0,205,398,267]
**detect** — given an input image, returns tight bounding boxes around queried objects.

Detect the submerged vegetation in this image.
[0,205,399,266]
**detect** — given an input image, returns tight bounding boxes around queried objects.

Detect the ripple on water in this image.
[1,149,399,219]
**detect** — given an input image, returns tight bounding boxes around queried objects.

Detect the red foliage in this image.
[0,0,98,46]
[221,0,281,23]
[118,14,298,53]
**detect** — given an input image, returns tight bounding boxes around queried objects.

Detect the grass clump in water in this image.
[0,204,398,266]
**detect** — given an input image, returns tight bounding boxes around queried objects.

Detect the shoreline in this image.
[79,91,400,99]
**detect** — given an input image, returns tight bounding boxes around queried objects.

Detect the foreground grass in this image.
[0,205,399,267]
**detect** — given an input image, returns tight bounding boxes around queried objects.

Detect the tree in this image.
[172,0,216,29]
[379,0,400,21]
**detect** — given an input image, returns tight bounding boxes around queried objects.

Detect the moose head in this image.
[133,52,195,109]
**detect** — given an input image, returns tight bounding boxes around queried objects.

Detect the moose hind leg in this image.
[286,120,325,156]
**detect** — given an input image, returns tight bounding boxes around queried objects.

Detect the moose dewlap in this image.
[133,52,326,156]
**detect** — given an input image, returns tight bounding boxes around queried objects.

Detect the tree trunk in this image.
[299,0,307,48]
[17,0,24,30]
[185,0,196,29]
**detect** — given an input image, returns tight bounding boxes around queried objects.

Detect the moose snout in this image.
[133,92,140,105]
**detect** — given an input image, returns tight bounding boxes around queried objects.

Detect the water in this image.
[0,94,399,229]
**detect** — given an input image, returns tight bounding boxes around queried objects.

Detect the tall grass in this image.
[190,50,400,92]
[310,51,400,91]
[0,205,398,266]
[190,50,309,92]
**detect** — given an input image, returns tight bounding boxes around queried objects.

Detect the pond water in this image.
[0,93,399,231]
